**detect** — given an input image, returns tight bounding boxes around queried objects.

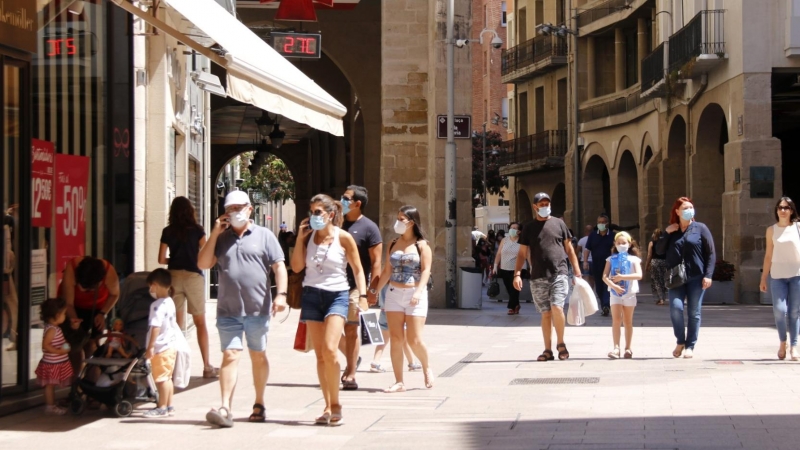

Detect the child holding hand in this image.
[603,232,643,359]
[34,298,75,415]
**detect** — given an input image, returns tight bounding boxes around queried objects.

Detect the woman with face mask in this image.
[290,194,367,427]
[493,222,524,315]
[656,197,716,359]
[371,206,434,393]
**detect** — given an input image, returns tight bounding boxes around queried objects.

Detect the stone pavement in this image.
[1,287,799,450]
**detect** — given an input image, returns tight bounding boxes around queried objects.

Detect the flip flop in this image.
[383,382,406,393]
[206,407,233,428]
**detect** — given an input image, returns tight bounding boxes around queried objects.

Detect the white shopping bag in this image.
[568,277,599,326]
[172,328,192,389]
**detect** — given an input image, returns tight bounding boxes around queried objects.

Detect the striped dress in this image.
[35,324,74,387]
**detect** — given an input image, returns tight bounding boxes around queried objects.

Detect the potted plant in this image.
[705,260,736,304]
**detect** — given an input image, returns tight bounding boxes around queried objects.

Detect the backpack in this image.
[389,238,433,291]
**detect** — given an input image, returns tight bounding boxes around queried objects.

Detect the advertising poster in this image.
[55,154,90,285]
[31,139,55,228]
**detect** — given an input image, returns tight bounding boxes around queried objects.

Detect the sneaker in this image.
[44,405,67,416]
[143,408,168,418]
[408,362,422,371]
[167,406,176,416]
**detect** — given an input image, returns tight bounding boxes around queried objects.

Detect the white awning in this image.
[111,0,346,136]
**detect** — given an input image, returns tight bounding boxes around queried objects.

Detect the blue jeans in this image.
[216,315,270,352]
[770,276,800,346]
[299,286,349,322]
[669,276,706,349]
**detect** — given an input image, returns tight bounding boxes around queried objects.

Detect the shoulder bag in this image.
[286,233,312,310]
[666,224,691,290]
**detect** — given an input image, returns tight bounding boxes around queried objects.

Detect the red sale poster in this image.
[55,154,90,285]
[31,139,55,228]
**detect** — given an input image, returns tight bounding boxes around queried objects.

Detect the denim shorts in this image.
[216,315,270,352]
[300,286,349,322]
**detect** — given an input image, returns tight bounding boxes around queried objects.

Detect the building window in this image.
[556,0,565,25]
[501,97,509,122]
[509,97,515,133]
[501,2,507,27]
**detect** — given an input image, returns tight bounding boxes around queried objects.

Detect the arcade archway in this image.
[664,116,687,222]
[694,103,728,244]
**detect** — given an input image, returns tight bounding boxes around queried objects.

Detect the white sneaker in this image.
[791,346,799,361]
[683,348,694,359]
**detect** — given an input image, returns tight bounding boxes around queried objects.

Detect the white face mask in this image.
[230,208,250,228]
[149,290,158,299]
[616,244,630,254]
[537,206,551,218]
[508,229,518,238]
[394,220,408,235]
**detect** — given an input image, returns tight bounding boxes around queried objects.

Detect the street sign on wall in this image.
[437,115,471,139]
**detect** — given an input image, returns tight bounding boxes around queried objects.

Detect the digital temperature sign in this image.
[271,32,322,59]
[42,32,97,59]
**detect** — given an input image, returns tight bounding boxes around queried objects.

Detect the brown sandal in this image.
[537,349,555,362]
[556,343,570,360]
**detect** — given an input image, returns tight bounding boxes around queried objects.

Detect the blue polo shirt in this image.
[214,224,285,317]
[585,230,615,272]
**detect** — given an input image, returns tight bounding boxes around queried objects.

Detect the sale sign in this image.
[55,154,90,283]
[31,139,54,228]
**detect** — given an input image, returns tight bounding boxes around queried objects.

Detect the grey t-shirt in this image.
[519,217,571,280]
[214,224,285,317]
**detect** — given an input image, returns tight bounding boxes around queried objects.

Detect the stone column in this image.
[614,27,625,92]
[587,36,596,100]
[637,18,648,82]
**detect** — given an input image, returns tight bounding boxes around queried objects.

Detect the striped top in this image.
[499,237,521,271]
[42,324,69,364]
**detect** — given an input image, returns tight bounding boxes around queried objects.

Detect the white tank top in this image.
[499,237,521,271]
[771,223,800,279]
[303,228,350,292]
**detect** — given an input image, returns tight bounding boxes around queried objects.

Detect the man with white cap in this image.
[198,190,288,427]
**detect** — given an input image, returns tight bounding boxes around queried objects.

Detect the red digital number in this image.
[297,37,310,54]
[46,38,77,57]
[47,38,61,56]
[66,38,76,55]
[283,36,295,54]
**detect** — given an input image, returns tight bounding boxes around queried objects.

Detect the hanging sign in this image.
[31,139,55,228]
[55,154,90,284]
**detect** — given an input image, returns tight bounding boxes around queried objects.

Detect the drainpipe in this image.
[570,0,581,234]
[685,72,709,197]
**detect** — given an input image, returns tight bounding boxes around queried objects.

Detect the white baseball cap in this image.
[224,190,251,208]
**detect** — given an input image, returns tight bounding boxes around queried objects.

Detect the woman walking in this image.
[759,197,800,360]
[493,222,522,315]
[645,228,669,306]
[371,205,434,393]
[656,197,716,359]
[158,196,217,378]
[291,194,367,426]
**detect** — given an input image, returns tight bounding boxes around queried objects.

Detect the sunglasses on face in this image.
[309,209,327,217]
[341,196,353,202]
[778,206,792,212]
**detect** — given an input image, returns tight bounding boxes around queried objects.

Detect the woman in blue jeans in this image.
[291,194,367,426]
[760,197,800,360]
[656,197,716,359]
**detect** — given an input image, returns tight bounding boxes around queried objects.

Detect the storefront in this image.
[1,0,134,406]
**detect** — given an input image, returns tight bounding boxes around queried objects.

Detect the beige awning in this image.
[111,0,346,136]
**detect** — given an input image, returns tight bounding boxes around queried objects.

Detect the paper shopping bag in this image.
[293,321,313,353]
[360,311,385,346]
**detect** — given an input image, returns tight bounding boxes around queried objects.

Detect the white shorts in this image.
[384,285,428,317]
[610,293,637,307]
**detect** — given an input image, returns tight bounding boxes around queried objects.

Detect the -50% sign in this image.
[55,154,90,271]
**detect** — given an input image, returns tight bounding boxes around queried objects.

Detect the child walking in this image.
[144,269,179,417]
[35,298,75,415]
[602,232,643,359]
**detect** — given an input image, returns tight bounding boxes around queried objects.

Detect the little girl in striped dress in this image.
[35,298,74,415]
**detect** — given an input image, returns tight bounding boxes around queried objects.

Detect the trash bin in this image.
[458,267,483,309]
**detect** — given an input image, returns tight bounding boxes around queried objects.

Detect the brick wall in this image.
[471,0,508,135]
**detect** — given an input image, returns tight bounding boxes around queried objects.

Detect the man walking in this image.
[198,190,287,427]
[513,192,581,362]
[576,224,595,288]
[339,185,382,390]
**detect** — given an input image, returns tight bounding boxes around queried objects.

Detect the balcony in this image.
[641,10,726,98]
[576,0,636,29]
[501,35,567,84]
[578,89,648,123]
[498,130,568,176]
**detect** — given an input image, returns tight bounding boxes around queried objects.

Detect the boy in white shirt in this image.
[144,269,178,417]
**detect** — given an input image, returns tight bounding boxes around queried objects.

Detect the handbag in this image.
[487,279,500,298]
[359,310,385,346]
[286,270,304,309]
[293,321,313,353]
[666,224,691,290]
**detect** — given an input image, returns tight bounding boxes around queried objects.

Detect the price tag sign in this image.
[55,154,90,284]
[31,139,54,228]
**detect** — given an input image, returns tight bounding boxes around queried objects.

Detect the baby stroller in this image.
[69,272,159,417]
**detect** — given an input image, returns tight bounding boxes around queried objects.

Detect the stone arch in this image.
[663,115,687,224]
[642,145,660,239]
[640,131,655,164]
[617,151,640,232]
[583,151,611,226]
[517,190,534,224]
[694,103,728,246]
[616,135,636,167]
[551,183,567,218]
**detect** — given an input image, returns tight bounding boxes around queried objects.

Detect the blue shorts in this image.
[216,315,270,352]
[300,286,349,322]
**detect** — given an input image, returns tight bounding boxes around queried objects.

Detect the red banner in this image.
[31,139,55,228]
[55,154,90,284]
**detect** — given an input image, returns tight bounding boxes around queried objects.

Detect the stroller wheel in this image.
[69,397,86,415]
[114,400,133,418]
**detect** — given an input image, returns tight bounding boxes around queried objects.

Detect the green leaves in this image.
[472,130,508,207]
[238,152,296,204]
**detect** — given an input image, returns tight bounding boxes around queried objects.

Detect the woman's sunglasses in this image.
[308,209,327,217]
[778,206,793,212]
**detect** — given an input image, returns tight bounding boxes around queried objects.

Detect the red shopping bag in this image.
[293,321,313,353]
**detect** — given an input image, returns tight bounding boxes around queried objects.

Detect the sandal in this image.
[556,343,570,360]
[315,411,331,425]
[656,300,665,306]
[537,349,555,362]
[424,369,434,389]
[370,362,387,373]
[206,406,234,428]
[779,342,787,360]
[383,382,406,393]
[203,366,220,378]
[507,309,516,315]
[607,347,620,359]
[342,378,358,391]
[248,403,266,423]
[672,344,685,358]
[329,406,344,427]
[408,362,422,371]
[624,349,633,359]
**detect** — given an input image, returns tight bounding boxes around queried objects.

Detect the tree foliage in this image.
[238,152,296,204]
[472,130,508,207]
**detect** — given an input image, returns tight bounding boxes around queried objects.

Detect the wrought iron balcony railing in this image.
[640,42,664,92]
[578,89,647,123]
[497,130,568,167]
[576,0,635,28]
[669,9,726,73]
[501,34,567,77]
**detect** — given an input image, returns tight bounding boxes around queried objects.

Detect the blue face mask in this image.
[508,229,518,238]
[309,215,328,230]
[341,199,351,216]
[597,223,607,232]
[681,208,695,221]
[537,206,551,218]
